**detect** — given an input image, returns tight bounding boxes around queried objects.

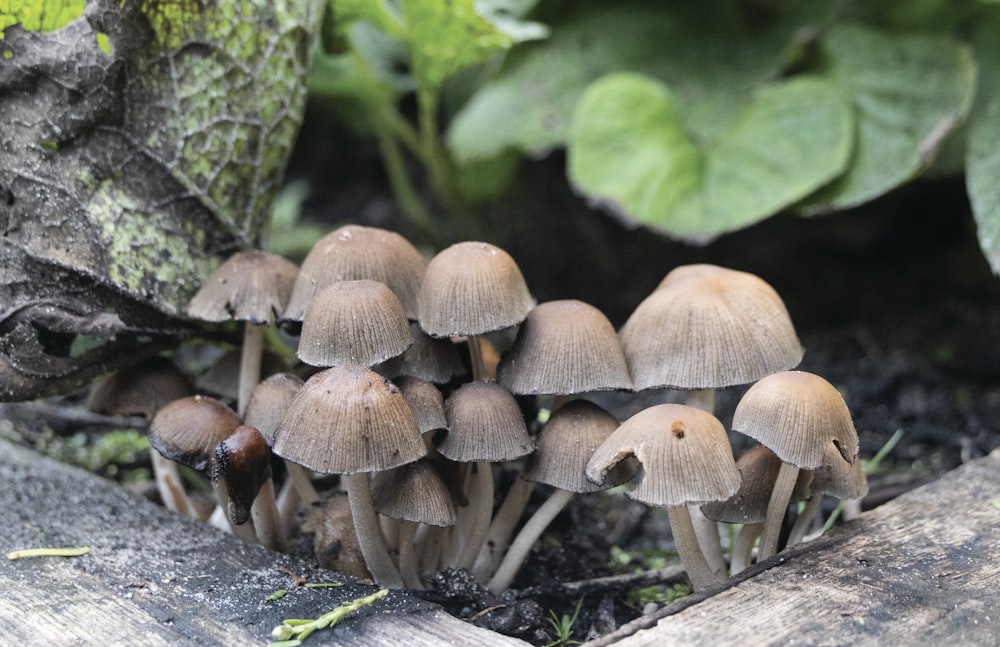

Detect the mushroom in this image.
[297,279,413,368]
[731,370,859,561]
[586,403,740,591]
[213,424,286,551]
[787,442,869,546]
[273,365,427,588]
[282,224,427,328]
[376,323,466,384]
[486,400,632,593]
[417,241,534,380]
[186,250,298,417]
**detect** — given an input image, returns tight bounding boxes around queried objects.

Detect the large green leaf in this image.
[567,73,852,241]
[447,0,836,162]
[967,9,1000,274]
[802,24,977,212]
[0,0,321,400]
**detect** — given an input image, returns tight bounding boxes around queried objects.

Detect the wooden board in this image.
[586,448,1000,646]
[0,437,528,646]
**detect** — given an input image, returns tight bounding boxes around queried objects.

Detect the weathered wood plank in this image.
[587,448,1000,646]
[0,438,528,646]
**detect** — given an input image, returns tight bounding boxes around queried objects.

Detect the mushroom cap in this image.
[371,458,457,527]
[417,241,534,338]
[297,279,412,368]
[213,424,272,526]
[376,323,467,384]
[732,370,859,470]
[243,372,304,445]
[393,375,448,434]
[148,395,241,471]
[700,444,813,524]
[586,403,740,508]
[498,300,633,396]
[87,356,193,418]
[438,380,534,462]
[810,442,869,500]
[273,364,426,474]
[524,400,633,493]
[186,250,299,324]
[195,348,288,401]
[283,224,426,323]
[618,264,803,390]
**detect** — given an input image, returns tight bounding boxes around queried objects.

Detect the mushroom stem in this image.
[487,488,574,595]
[690,505,727,578]
[467,334,487,381]
[457,461,494,571]
[758,462,799,561]
[212,478,259,544]
[730,522,762,575]
[397,520,424,590]
[343,473,404,588]
[666,505,724,592]
[276,478,301,530]
[237,322,265,418]
[150,452,196,517]
[285,461,321,506]
[787,493,824,547]
[473,477,535,581]
[251,478,287,552]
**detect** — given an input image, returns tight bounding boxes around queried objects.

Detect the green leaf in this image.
[568,73,852,241]
[967,10,1000,274]
[801,24,977,213]
[447,1,837,162]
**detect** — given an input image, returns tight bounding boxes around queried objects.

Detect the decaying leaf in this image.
[0,0,321,400]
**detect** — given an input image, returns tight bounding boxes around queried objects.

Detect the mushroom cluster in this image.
[88,225,867,593]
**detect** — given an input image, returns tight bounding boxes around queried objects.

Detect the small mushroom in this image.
[586,403,740,591]
[731,370,859,561]
[376,323,466,384]
[787,442,869,546]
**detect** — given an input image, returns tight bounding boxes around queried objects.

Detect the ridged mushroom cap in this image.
[700,445,813,524]
[243,372,304,445]
[375,322,466,384]
[87,356,192,418]
[394,375,448,434]
[298,280,413,368]
[283,224,426,323]
[524,400,632,493]
[148,395,241,471]
[498,300,633,395]
[732,370,859,470]
[439,380,533,462]
[619,264,803,390]
[371,459,457,527]
[417,241,534,338]
[586,403,740,507]
[273,365,426,474]
[810,442,869,500]
[186,250,299,324]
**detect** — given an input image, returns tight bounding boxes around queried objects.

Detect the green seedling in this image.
[266,590,288,601]
[544,596,584,647]
[269,588,388,646]
[625,582,691,609]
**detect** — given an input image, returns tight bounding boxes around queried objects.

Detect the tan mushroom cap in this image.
[439,380,534,462]
[619,264,803,391]
[148,395,241,471]
[810,442,869,500]
[87,356,193,418]
[298,279,412,368]
[393,375,448,434]
[284,224,426,322]
[186,250,299,324]
[371,459,457,527]
[586,403,740,508]
[375,322,466,384]
[273,364,426,474]
[243,372,304,445]
[701,445,813,524]
[417,241,534,338]
[498,300,633,396]
[195,348,288,401]
[732,370,859,470]
[524,400,633,493]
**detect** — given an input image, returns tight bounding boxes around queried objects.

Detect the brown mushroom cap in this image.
[524,399,632,493]
[619,264,803,391]
[283,224,427,323]
[376,323,467,384]
[498,300,633,396]
[148,395,241,471]
[297,279,412,368]
[701,445,813,524]
[810,442,869,500]
[586,403,740,507]
[417,241,534,338]
[243,372,304,445]
[213,424,273,526]
[393,375,448,434]
[195,348,289,401]
[273,364,426,474]
[87,356,193,418]
[371,458,457,527]
[186,250,299,324]
[732,370,859,470]
[438,380,533,462]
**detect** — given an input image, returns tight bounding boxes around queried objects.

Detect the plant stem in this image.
[758,462,799,561]
[238,322,265,418]
[474,477,535,581]
[787,494,824,547]
[666,505,723,592]
[730,522,762,575]
[457,461,494,571]
[343,473,404,588]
